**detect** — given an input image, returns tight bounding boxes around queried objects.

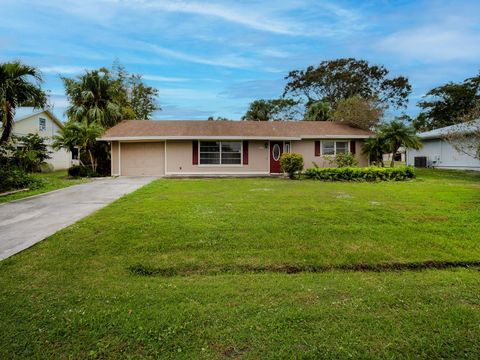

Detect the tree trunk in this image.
[0,102,13,145]
[88,150,97,174]
[390,144,399,168]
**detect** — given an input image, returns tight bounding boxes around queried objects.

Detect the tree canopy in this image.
[62,63,160,128]
[380,120,422,167]
[414,73,480,131]
[332,96,384,130]
[303,101,332,121]
[53,120,104,173]
[242,98,299,121]
[283,58,411,110]
[0,61,47,144]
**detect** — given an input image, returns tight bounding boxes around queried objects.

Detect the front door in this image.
[270,141,283,173]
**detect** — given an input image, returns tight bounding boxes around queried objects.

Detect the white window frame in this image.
[321,140,350,156]
[38,117,47,132]
[198,140,243,167]
[284,141,291,154]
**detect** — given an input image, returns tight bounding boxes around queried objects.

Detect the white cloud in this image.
[39,0,363,38]
[142,42,256,69]
[142,74,188,82]
[377,26,480,62]
[40,65,91,74]
[129,0,303,35]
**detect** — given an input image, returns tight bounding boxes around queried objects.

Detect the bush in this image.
[68,165,99,178]
[304,166,415,182]
[327,152,358,167]
[12,134,51,172]
[0,164,43,193]
[280,153,304,179]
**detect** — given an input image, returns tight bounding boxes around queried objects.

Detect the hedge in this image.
[0,164,43,193]
[304,166,416,182]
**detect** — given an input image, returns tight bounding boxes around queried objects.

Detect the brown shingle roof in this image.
[100,120,374,140]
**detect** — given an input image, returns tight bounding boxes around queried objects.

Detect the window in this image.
[335,141,349,154]
[322,140,349,155]
[199,141,241,165]
[39,117,47,131]
[284,141,291,153]
[71,147,79,160]
[272,144,281,161]
[322,140,335,155]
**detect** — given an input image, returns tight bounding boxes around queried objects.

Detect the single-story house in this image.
[99,120,373,176]
[406,120,480,171]
[12,107,78,170]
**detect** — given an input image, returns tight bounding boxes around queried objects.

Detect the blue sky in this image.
[1,0,479,121]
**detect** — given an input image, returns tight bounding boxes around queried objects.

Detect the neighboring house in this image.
[383,147,406,164]
[99,120,373,176]
[13,107,76,170]
[406,120,480,170]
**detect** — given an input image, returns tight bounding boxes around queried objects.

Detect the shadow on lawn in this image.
[128,260,480,277]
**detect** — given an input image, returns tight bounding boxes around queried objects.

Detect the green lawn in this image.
[1,169,479,359]
[0,170,88,203]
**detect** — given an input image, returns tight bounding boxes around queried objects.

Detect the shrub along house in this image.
[99,120,373,176]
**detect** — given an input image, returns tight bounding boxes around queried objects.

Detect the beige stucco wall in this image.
[112,139,369,177]
[120,142,165,176]
[111,141,120,175]
[166,140,269,174]
[293,139,368,169]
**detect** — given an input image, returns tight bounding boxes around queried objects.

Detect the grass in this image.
[0,169,479,359]
[0,170,88,203]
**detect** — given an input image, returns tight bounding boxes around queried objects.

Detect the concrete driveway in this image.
[0,177,156,261]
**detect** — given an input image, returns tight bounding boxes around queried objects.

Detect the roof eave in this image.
[98,134,372,141]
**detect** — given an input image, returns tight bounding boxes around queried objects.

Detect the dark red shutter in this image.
[350,141,356,154]
[243,141,249,165]
[314,141,321,156]
[192,141,198,165]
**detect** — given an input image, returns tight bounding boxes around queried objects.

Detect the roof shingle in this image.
[100,120,374,139]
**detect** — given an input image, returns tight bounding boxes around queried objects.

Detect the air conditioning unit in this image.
[414,156,427,168]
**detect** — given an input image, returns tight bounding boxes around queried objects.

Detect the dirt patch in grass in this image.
[410,215,450,222]
[128,260,480,277]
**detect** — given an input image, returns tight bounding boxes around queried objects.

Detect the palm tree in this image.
[362,137,388,166]
[304,101,332,121]
[63,70,122,128]
[53,119,103,173]
[381,120,422,167]
[0,61,47,144]
[242,100,271,121]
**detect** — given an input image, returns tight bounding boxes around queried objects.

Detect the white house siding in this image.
[406,138,480,170]
[47,147,72,170]
[13,110,72,170]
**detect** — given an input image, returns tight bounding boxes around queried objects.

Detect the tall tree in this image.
[332,96,384,130]
[415,73,480,131]
[110,62,160,119]
[63,64,160,127]
[128,75,160,119]
[63,69,122,128]
[0,61,47,144]
[283,58,411,110]
[242,98,299,121]
[303,101,332,121]
[380,120,422,167]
